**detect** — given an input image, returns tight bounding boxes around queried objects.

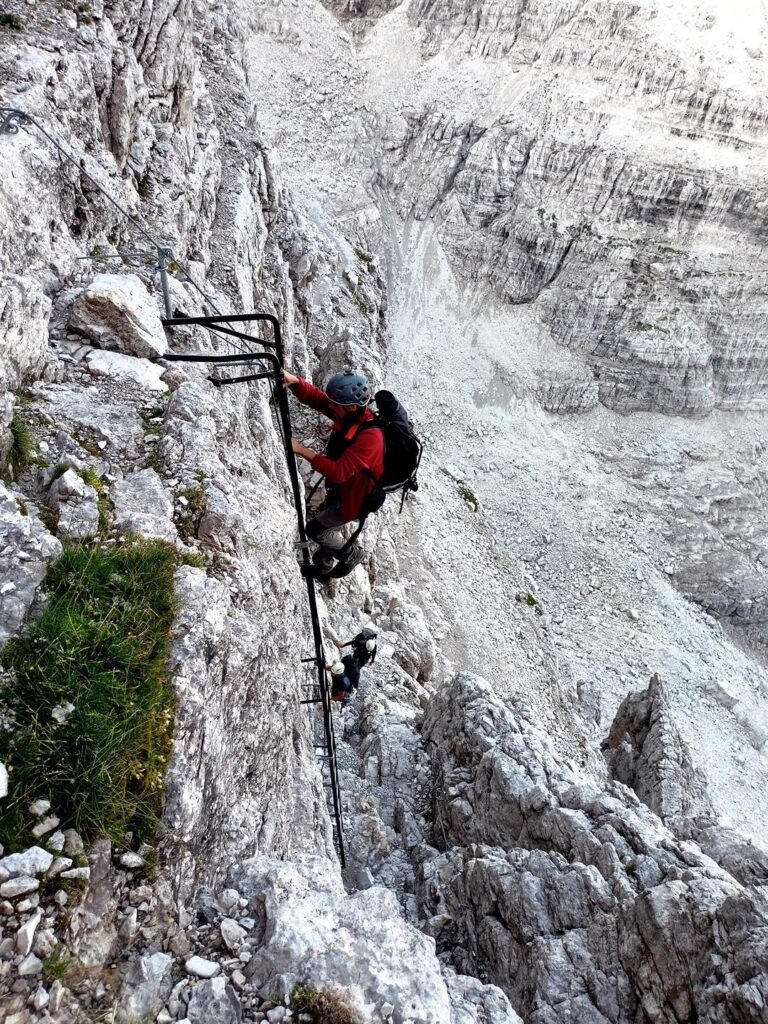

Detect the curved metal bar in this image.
[162,317,346,867]
[0,107,29,135]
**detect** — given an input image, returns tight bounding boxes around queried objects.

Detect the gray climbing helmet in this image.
[325,370,371,407]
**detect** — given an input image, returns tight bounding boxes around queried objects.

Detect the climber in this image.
[283,368,385,580]
[328,657,360,706]
[335,627,378,668]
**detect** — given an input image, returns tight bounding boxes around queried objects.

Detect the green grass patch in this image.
[0,542,178,851]
[353,247,374,265]
[459,485,477,506]
[78,467,103,492]
[77,467,112,531]
[182,552,206,569]
[38,505,59,535]
[72,432,103,458]
[633,321,670,335]
[292,984,361,1024]
[9,416,33,476]
[42,948,72,982]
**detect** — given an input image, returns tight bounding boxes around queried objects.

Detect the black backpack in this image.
[311,390,423,527]
[350,628,377,669]
[361,390,423,513]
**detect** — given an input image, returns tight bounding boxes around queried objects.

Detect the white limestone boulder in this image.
[85,350,168,393]
[0,484,62,645]
[112,468,177,543]
[230,855,452,1024]
[70,274,167,360]
[47,469,100,541]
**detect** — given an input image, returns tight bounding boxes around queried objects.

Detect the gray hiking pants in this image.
[306,504,360,570]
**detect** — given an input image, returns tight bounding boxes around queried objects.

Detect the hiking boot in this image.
[328,548,366,579]
[312,550,336,574]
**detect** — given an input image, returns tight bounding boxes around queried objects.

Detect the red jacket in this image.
[291,377,385,523]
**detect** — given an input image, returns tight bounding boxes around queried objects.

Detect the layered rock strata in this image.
[365,0,768,413]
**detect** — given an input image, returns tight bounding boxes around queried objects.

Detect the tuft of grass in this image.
[0,542,178,851]
[73,432,103,458]
[353,247,374,265]
[77,467,111,532]
[526,593,538,607]
[292,985,362,1024]
[42,948,72,981]
[459,486,477,506]
[78,467,102,491]
[9,417,33,476]
[182,552,205,569]
[38,506,59,535]
[0,11,25,29]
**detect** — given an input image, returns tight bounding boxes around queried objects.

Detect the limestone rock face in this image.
[185,977,242,1024]
[85,349,169,392]
[231,855,454,1024]
[115,952,173,1024]
[603,672,709,826]
[0,276,50,450]
[0,483,62,645]
[445,973,524,1024]
[70,275,168,360]
[420,673,768,1024]
[372,0,768,414]
[604,675,768,888]
[67,839,119,969]
[112,468,177,543]
[47,468,101,540]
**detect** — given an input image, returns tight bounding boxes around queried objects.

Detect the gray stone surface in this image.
[445,973,523,1024]
[47,468,101,540]
[603,673,710,825]
[186,977,242,1024]
[112,468,177,542]
[371,0,768,415]
[0,484,62,645]
[231,855,454,1024]
[115,952,173,1024]
[67,840,118,968]
[0,847,53,879]
[70,274,167,360]
[420,673,768,1024]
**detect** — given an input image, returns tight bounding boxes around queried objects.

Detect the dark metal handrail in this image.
[162,315,346,866]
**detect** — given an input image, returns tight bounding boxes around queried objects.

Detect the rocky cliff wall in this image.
[363,0,768,414]
[2,2,768,1023]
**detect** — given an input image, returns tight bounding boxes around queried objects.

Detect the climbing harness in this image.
[1,108,346,866]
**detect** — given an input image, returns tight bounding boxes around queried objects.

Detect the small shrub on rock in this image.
[292,983,362,1024]
[8,416,33,476]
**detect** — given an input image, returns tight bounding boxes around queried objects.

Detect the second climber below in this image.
[282,367,385,580]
